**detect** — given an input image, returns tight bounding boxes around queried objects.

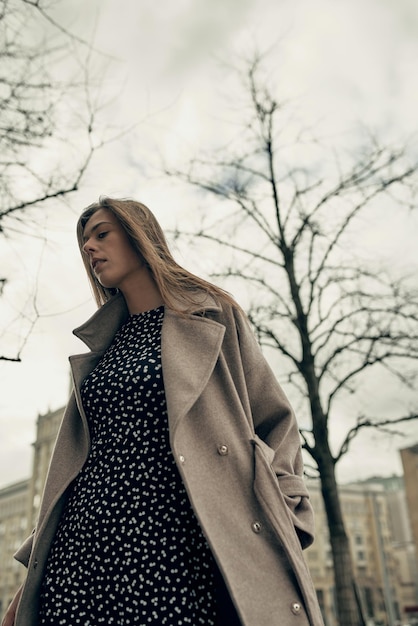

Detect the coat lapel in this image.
[161,309,225,438]
[71,292,225,440]
[72,293,129,352]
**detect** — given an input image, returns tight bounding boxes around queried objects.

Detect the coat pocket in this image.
[251,435,314,550]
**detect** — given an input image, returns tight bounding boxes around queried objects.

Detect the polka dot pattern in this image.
[38,306,219,625]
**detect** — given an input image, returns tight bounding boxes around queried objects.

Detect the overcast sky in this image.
[1,0,418,488]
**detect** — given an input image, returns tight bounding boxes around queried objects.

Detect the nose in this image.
[82,237,97,255]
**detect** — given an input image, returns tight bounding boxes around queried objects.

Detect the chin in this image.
[97,278,118,290]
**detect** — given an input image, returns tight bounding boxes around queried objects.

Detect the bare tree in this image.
[0,0,114,361]
[166,53,418,626]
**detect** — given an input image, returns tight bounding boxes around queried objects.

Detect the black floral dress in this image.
[38,306,239,625]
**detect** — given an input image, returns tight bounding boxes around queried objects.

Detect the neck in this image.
[121,269,164,315]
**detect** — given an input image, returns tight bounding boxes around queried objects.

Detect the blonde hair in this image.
[76,197,239,314]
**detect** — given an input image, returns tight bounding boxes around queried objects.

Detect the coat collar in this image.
[72,291,222,353]
[72,293,129,352]
[71,291,225,436]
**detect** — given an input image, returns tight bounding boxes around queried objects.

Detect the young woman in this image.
[3,197,323,626]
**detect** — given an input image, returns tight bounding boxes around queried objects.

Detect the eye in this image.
[97,231,108,239]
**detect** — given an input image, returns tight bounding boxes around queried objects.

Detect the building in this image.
[0,480,30,618]
[0,406,64,621]
[304,479,418,626]
[400,444,418,622]
[26,407,64,529]
[400,445,418,558]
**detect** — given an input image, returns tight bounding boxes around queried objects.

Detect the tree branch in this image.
[335,413,418,462]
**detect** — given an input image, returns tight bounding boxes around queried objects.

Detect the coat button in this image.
[291,602,301,615]
[217,444,229,456]
[179,455,185,464]
[251,521,262,533]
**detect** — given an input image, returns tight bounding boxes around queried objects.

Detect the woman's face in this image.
[82,208,144,291]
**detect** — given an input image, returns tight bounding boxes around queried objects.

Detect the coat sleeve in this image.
[234,309,315,549]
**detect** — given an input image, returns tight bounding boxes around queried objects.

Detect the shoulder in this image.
[206,297,263,362]
[172,289,260,356]
[202,294,246,328]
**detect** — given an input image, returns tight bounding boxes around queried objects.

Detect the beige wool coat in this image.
[13,293,324,626]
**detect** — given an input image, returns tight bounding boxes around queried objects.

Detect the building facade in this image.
[0,406,64,620]
[400,444,418,622]
[304,478,418,626]
[0,479,30,618]
[400,445,418,559]
[26,407,65,530]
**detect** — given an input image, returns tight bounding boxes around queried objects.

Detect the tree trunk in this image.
[287,249,367,625]
[317,450,366,626]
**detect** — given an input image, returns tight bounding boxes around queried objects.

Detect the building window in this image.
[363,587,374,618]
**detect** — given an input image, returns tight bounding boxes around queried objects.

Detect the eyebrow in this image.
[82,221,113,243]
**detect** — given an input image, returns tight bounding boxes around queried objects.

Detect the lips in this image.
[92,258,106,272]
